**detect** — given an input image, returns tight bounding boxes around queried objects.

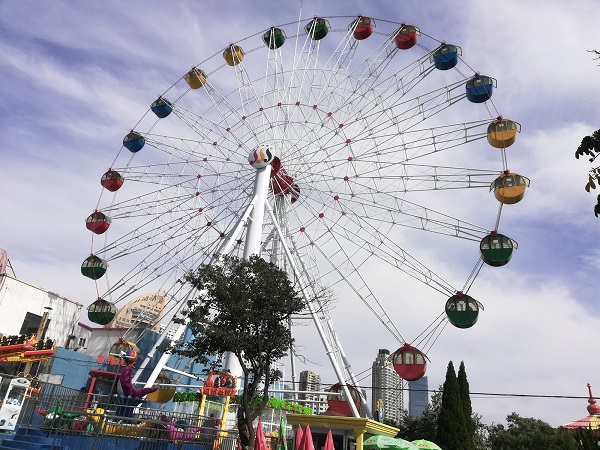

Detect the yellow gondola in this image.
[487,118,521,148]
[145,374,176,404]
[490,172,530,204]
[184,68,207,89]
[223,45,244,66]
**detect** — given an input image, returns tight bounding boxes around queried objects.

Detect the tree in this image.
[396,388,442,442]
[487,413,578,450]
[571,427,600,449]
[168,255,305,450]
[574,129,600,216]
[437,361,469,450]
[457,361,475,450]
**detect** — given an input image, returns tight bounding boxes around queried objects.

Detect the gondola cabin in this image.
[350,16,374,40]
[123,131,145,153]
[432,44,461,70]
[395,25,420,50]
[491,172,530,204]
[85,211,111,234]
[223,45,245,66]
[184,68,207,89]
[145,374,176,404]
[445,293,482,329]
[466,75,496,103]
[81,255,108,280]
[390,343,427,381]
[305,17,330,41]
[487,118,521,148]
[150,97,173,118]
[109,339,139,365]
[326,383,361,416]
[101,170,124,192]
[87,298,118,325]
[201,370,237,397]
[262,27,286,49]
[480,232,517,267]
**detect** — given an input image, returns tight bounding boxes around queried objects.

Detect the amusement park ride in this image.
[81,14,528,420]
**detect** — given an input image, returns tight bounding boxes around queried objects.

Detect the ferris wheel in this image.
[82,15,527,417]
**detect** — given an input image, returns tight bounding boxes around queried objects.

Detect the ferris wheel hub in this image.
[248,146,276,168]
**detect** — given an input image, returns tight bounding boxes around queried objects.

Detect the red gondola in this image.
[395,25,419,50]
[326,383,361,416]
[350,16,374,40]
[85,211,111,234]
[390,343,427,381]
[100,170,124,192]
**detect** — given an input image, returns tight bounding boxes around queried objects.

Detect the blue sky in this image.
[1,0,600,428]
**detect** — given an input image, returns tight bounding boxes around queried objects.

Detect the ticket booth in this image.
[0,377,31,431]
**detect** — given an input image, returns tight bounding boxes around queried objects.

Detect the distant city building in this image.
[408,376,429,417]
[371,348,403,423]
[159,323,179,340]
[299,370,322,414]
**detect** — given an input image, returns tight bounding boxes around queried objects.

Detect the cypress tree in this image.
[437,361,468,450]
[457,361,475,450]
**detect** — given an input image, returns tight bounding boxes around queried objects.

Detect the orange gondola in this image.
[223,45,245,66]
[487,118,521,148]
[184,68,207,89]
[490,172,530,204]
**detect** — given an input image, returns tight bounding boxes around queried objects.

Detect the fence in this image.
[10,377,240,450]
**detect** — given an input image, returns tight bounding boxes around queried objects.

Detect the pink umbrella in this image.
[295,426,304,450]
[303,424,315,450]
[255,419,268,450]
[324,429,334,450]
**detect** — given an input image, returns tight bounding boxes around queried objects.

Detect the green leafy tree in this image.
[457,361,475,450]
[487,413,578,450]
[396,388,442,442]
[437,361,469,450]
[168,255,305,450]
[575,128,600,216]
[572,427,600,449]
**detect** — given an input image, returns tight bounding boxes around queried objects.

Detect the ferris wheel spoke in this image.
[322,214,457,295]
[351,120,490,162]
[350,165,497,192]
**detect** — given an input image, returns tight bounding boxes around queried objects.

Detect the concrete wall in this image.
[0,274,83,347]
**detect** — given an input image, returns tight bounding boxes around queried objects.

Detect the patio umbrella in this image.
[254,419,268,450]
[394,438,418,450]
[295,426,304,450]
[276,416,288,450]
[324,429,334,450]
[363,436,405,449]
[411,440,442,450]
[303,424,315,450]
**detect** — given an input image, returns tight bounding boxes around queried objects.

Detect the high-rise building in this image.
[299,370,321,414]
[408,376,429,417]
[371,348,403,423]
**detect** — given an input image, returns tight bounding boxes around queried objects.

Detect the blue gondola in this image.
[466,75,496,103]
[150,97,173,118]
[432,44,461,70]
[123,131,145,153]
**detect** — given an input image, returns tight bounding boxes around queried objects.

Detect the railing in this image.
[14,378,239,450]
